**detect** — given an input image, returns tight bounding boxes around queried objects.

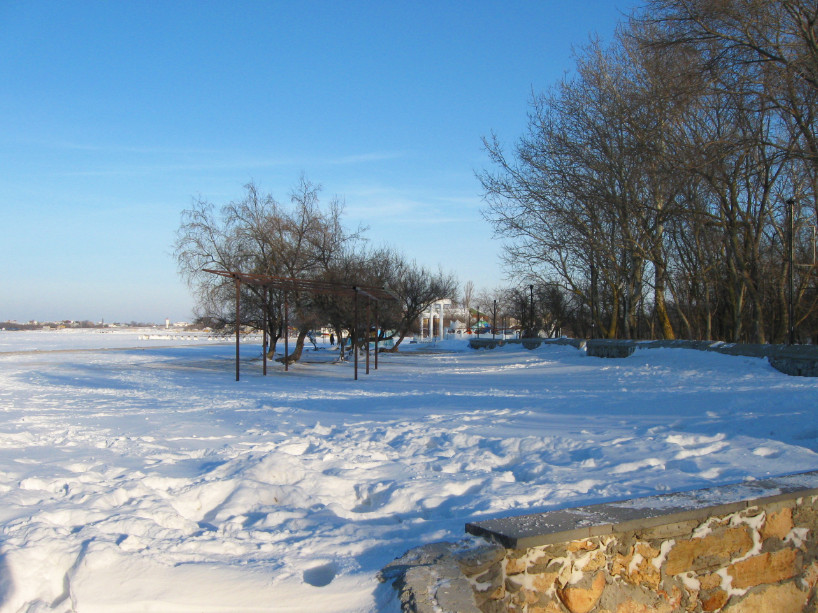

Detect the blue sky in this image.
[1,1,637,323]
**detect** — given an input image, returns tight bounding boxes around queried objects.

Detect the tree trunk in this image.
[384,327,409,352]
[653,235,675,340]
[277,326,309,364]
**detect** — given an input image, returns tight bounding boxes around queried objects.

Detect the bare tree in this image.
[480,33,683,339]
[174,178,360,363]
[379,249,458,351]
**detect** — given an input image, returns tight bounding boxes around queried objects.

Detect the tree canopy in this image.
[175,179,457,361]
[481,0,818,343]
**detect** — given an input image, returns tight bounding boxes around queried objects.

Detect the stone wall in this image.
[381,473,818,612]
[468,337,818,377]
[466,496,817,612]
[582,339,818,377]
[468,338,583,351]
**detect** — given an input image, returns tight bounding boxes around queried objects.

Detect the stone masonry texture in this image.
[382,492,818,612]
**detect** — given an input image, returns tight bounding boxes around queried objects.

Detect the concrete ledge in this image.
[465,470,818,549]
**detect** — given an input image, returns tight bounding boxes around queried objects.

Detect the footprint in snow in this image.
[303,562,336,587]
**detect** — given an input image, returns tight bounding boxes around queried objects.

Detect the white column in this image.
[438,303,444,338]
[428,310,433,338]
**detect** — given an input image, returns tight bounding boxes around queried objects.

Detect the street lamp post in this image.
[529,284,534,338]
[787,198,795,345]
[492,299,496,339]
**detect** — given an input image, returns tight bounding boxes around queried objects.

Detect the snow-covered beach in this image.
[1,329,817,612]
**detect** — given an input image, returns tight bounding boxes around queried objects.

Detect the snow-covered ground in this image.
[1,329,817,612]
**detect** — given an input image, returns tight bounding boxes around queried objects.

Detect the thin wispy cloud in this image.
[344,190,482,226]
[47,148,407,178]
[324,151,406,165]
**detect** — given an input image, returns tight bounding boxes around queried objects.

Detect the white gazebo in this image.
[422,299,451,340]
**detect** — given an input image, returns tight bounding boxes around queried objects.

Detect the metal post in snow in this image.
[353,287,359,381]
[529,284,534,337]
[374,301,379,370]
[366,296,371,375]
[235,278,241,382]
[788,198,795,345]
[284,292,289,372]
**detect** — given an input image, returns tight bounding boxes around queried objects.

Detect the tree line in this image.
[174,177,457,364]
[480,0,818,343]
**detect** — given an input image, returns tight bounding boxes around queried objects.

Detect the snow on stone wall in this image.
[383,487,818,612]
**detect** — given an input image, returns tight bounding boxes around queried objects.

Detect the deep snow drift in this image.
[1,329,817,612]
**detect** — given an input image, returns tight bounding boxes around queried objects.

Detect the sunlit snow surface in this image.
[1,329,817,612]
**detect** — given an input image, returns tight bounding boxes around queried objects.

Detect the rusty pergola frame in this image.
[203,269,397,381]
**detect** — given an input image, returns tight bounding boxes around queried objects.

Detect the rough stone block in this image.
[477,599,508,613]
[474,562,503,590]
[611,601,672,613]
[505,576,523,594]
[557,572,606,613]
[665,526,753,575]
[699,573,722,590]
[613,544,661,589]
[510,587,540,606]
[701,588,729,611]
[528,603,564,613]
[505,555,528,575]
[803,560,818,590]
[567,539,598,552]
[762,507,794,541]
[530,571,559,592]
[657,585,683,609]
[728,548,798,590]
[434,575,483,613]
[528,555,556,575]
[457,541,507,577]
[722,581,808,612]
[793,501,818,532]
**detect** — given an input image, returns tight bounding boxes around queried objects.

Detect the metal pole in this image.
[374,301,379,370]
[262,316,267,376]
[493,299,496,339]
[284,293,289,371]
[590,261,597,339]
[529,284,534,337]
[788,199,795,345]
[235,278,240,382]
[477,309,481,338]
[366,296,371,375]
[353,287,359,380]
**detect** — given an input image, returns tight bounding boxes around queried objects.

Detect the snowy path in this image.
[0,331,816,611]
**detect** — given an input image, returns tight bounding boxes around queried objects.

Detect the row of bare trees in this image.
[481,0,818,343]
[174,177,456,363]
